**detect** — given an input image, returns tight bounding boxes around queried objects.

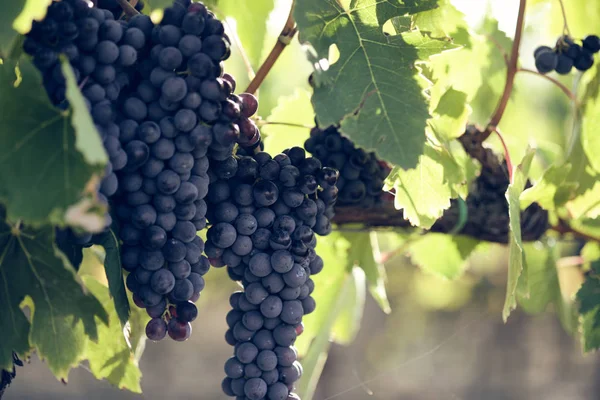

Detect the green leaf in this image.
[581,63,600,172]
[428,87,471,141]
[503,148,535,322]
[62,59,108,165]
[581,306,600,352]
[218,0,274,67]
[0,1,25,57]
[566,180,600,220]
[0,59,106,227]
[342,231,390,313]
[1,0,52,57]
[12,0,52,33]
[295,232,350,357]
[577,276,600,315]
[408,234,479,279]
[412,0,466,39]
[331,267,366,345]
[295,269,359,400]
[516,242,559,314]
[295,0,458,169]
[94,230,130,327]
[262,89,313,155]
[582,242,600,263]
[0,209,108,375]
[387,143,456,228]
[469,17,512,126]
[82,277,142,393]
[520,164,574,210]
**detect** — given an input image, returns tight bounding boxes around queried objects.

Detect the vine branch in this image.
[245,1,297,94]
[484,0,527,140]
[550,219,600,244]
[116,0,140,17]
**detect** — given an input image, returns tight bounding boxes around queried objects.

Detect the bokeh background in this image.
[7,0,600,399]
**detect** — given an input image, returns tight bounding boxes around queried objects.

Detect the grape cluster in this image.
[534,35,600,74]
[26,0,258,342]
[434,127,549,242]
[203,147,337,399]
[24,0,146,256]
[304,125,389,208]
[114,0,260,341]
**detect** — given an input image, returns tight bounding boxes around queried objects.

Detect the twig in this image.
[551,219,600,244]
[484,0,527,140]
[116,0,140,17]
[245,0,297,94]
[557,0,571,35]
[490,126,514,183]
[517,68,579,104]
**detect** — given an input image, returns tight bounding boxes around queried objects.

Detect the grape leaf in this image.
[94,230,130,327]
[263,89,313,155]
[387,143,461,228]
[0,0,25,57]
[0,59,106,226]
[578,267,600,351]
[577,276,600,315]
[503,148,535,322]
[295,232,350,357]
[408,234,479,279]
[344,231,390,313]
[412,0,466,39]
[469,17,512,126]
[581,307,600,352]
[83,277,142,393]
[581,242,600,264]
[516,242,559,314]
[428,88,471,141]
[566,180,600,220]
[0,208,108,375]
[62,59,108,165]
[218,0,274,67]
[295,0,458,169]
[295,268,359,400]
[520,164,574,211]
[331,267,366,345]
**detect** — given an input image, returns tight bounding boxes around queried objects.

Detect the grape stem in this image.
[256,120,313,129]
[116,0,140,17]
[557,0,571,35]
[490,126,514,183]
[484,0,527,139]
[517,68,579,104]
[245,0,297,94]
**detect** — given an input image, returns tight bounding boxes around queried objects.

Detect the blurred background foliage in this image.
[9,0,600,399]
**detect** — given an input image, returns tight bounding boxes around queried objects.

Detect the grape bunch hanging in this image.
[24,0,261,342]
[204,147,337,400]
[534,34,600,74]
